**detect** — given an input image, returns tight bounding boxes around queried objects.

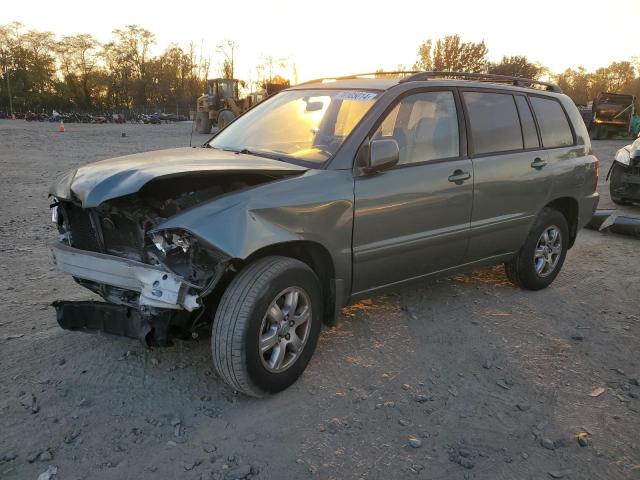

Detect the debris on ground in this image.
[37,465,57,480]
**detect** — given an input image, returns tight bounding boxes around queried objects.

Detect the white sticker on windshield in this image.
[334,91,377,102]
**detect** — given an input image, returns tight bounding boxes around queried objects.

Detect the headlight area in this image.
[147,229,230,299]
[615,148,631,166]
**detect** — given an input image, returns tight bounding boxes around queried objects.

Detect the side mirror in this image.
[365,139,399,173]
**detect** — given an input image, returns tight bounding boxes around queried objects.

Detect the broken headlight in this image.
[615,148,631,166]
[151,231,192,254]
[147,229,228,292]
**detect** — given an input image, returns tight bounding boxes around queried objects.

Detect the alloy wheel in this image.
[258,287,312,373]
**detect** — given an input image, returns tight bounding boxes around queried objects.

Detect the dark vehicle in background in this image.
[591,92,636,139]
[609,134,640,205]
[48,72,599,397]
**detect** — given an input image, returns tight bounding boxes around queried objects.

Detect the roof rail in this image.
[298,71,420,86]
[399,71,563,93]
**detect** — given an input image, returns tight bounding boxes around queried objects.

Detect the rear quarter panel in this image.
[546,96,599,227]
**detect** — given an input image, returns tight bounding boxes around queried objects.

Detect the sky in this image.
[2,0,639,83]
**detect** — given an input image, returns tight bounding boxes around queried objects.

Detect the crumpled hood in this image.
[50,147,308,207]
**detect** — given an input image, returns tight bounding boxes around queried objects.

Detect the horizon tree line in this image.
[1,25,638,114]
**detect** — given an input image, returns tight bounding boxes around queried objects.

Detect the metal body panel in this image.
[550,96,600,228]
[49,147,307,207]
[352,160,473,293]
[50,242,199,310]
[152,169,355,299]
[466,150,551,260]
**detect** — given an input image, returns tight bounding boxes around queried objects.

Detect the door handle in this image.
[531,157,547,169]
[448,170,471,183]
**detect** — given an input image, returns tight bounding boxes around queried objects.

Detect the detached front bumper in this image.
[49,242,200,311]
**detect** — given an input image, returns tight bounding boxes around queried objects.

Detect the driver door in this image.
[352,89,473,294]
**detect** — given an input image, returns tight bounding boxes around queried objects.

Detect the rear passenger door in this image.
[461,90,552,261]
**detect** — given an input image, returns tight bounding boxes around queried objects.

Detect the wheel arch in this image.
[543,197,579,248]
[239,241,338,325]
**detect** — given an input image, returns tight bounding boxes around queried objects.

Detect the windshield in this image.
[208,89,379,164]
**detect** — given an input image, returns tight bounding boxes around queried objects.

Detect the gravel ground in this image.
[0,120,639,480]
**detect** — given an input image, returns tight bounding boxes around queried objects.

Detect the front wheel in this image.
[505,208,569,290]
[196,111,211,134]
[212,256,322,397]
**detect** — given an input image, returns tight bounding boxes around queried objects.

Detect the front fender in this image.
[151,169,355,291]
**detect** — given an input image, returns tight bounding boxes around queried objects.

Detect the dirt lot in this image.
[0,120,639,480]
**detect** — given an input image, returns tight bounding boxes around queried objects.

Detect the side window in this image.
[463,92,522,155]
[529,96,574,148]
[514,96,540,149]
[372,91,459,165]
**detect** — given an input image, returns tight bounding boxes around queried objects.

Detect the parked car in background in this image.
[49,72,599,397]
[608,133,640,205]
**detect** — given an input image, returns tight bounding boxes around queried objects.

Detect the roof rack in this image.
[399,71,562,93]
[298,71,420,86]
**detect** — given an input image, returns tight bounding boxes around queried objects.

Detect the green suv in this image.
[49,72,599,396]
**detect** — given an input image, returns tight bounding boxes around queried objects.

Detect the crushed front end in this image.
[49,182,232,345]
[609,138,640,203]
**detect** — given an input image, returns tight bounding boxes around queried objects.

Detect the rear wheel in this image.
[505,208,569,290]
[211,256,322,397]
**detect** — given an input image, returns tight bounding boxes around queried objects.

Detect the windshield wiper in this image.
[226,148,288,162]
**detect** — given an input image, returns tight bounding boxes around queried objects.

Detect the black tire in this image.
[212,256,322,397]
[196,111,211,134]
[592,124,605,140]
[217,110,236,129]
[609,163,633,206]
[504,207,569,291]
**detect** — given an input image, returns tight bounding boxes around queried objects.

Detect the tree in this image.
[216,40,237,79]
[57,34,101,109]
[487,55,544,79]
[592,61,635,93]
[0,23,20,113]
[221,58,233,79]
[414,35,488,73]
[555,67,592,105]
[102,25,155,110]
[0,23,58,112]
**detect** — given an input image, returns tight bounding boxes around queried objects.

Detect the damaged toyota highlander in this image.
[49,72,599,396]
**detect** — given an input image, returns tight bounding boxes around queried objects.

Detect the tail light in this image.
[593,158,599,192]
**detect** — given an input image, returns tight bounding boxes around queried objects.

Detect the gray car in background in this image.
[49,72,599,397]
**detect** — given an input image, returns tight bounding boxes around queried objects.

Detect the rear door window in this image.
[463,92,523,155]
[514,96,539,149]
[529,96,574,148]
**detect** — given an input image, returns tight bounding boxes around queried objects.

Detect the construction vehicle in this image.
[590,92,636,139]
[195,78,290,134]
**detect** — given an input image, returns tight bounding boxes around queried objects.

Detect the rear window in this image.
[529,97,574,148]
[463,92,522,155]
